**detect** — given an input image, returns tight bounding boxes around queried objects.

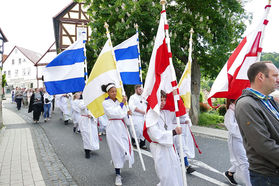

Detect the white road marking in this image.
[134,148,228,186]
[191,172,230,186]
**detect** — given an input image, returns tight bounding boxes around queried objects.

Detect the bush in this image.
[200,92,204,103]
[200,102,210,112]
[198,112,224,126]
[218,104,227,116]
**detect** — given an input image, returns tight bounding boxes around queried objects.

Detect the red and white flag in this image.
[208,4,271,107]
[142,10,185,131]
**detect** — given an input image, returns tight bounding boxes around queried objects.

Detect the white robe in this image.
[103,98,134,168]
[77,100,99,151]
[59,95,72,121]
[98,114,108,133]
[174,113,195,158]
[71,99,83,129]
[147,110,183,186]
[224,104,251,186]
[128,94,147,141]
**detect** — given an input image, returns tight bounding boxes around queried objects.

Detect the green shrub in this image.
[198,112,224,126]
[218,104,227,116]
[200,91,204,103]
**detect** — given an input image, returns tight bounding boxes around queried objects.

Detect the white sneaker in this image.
[115,175,122,186]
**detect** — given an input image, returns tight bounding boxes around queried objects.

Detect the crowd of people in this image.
[9,61,279,186]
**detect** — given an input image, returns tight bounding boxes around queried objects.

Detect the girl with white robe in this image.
[71,92,82,133]
[146,94,183,186]
[101,83,134,186]
[59,94,72,125]
[174,113,196,174]
[224,101,251,186]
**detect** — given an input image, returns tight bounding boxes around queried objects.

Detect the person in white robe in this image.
[71,92,82,133]
[128,85,147,149]
[59,94,72,125]
[224,100,251,186]
[76,92,99,159]
[146,91,183,186]
[98,114,108,135]
[173,112,196,174]
[101,83,134,186]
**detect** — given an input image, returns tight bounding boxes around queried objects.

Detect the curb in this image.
[191,125,228,140]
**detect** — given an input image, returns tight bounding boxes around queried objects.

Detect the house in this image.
[2,46,42,89]
[35,42,57,87]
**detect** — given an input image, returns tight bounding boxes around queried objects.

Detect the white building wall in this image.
[2,48,38,89]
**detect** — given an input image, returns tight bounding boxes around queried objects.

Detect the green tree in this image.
[82,0,247,124]
[261,52,279,68]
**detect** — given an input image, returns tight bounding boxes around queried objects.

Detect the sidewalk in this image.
[0,107,45,186]
[191,125,228,140]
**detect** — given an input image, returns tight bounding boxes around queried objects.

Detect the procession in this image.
[1,0,279,186]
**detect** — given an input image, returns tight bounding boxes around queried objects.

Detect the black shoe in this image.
[223,171,237,185]
[64,120,69,125]
[186,166,196,174]
[73,127,76,133]
[140,140,147,149]
[85,149,90,159]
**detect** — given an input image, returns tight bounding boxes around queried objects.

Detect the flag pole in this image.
[78,23,89,81]
[160,0,187,185]
[104,22,146,171]
[135,24,143,87]
[257,0,271,61]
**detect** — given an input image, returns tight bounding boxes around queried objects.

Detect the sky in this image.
[0,0,278,55]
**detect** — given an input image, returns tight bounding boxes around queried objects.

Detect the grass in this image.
[198,112,226,130]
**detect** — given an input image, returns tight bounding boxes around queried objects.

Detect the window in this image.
[19,58,21,64]
[12,59,15,65]
[3,71,6,75]
[8,70,11,78]
[22,69,26,76]
[15,69,18,77]
[15,48,18,54]
[27,68,31,75]
[23,59,26,62]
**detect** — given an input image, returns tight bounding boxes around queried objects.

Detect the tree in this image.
[261,52,279,68]
[82,0,247,124]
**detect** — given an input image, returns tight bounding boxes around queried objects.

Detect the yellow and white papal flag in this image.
[83,40,123,118]
[178,59,191,109]
[178,29,194,109]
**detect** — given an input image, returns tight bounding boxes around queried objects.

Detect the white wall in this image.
[2,48,38,88]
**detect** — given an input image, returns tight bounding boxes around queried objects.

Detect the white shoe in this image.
[115,175,122,186]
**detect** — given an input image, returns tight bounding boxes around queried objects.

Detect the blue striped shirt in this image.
[247,88,279,120]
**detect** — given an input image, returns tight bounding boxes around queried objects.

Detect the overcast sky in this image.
[0,0,278,55]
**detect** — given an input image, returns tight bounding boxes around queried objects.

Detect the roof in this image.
[35,42,57,66]
[3,46,42,64]
[0,27,8,42]
[53,2,78,51]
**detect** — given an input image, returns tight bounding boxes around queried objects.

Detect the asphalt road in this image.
[5,101,233,186]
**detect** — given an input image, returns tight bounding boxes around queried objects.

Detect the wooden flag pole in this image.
[160,0,187,185]
[104,22,146,171]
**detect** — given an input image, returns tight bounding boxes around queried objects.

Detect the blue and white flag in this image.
[44,37,86,95]
[114,33,142,85]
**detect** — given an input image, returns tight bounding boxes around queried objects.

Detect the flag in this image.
[114,33,141,85]
[83,40,123,118]
[178,61,191,109]
[142,10,185,130]
[208,4,271,107]
[44,37,86,95]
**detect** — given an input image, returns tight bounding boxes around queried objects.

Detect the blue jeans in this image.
[43,104,51,119]
[250,170,279,186]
